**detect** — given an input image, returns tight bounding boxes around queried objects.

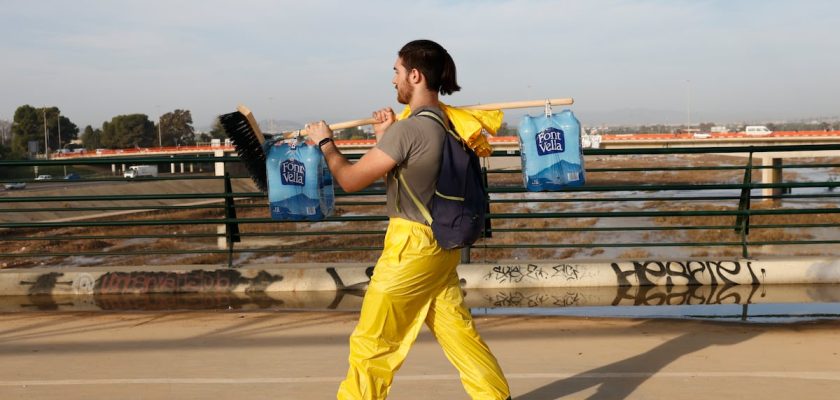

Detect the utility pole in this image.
[156,105,163,147]
[43,107,48,159]
[58,111,66,176]
[686,79,692,133]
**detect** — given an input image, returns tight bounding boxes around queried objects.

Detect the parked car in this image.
[3,182,26,190]
[35,174,53,181]
[64,172,81,180]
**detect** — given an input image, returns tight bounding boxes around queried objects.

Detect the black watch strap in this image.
[318,137,334,149]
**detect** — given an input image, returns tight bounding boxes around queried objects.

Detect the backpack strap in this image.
[397,170,433,224]
[417,110,463,144]
[392,110,451,225]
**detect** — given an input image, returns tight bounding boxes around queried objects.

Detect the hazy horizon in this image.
[2,0,838,131]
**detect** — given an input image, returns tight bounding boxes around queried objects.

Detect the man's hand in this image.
[372,107,395,141]
[304,120,333,145]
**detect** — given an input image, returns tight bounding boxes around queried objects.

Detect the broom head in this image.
[218,105,269,192]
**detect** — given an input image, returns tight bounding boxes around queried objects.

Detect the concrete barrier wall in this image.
[4,257,840,297]
[5,284,840,313]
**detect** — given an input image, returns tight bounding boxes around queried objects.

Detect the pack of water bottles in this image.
[266,137,334,220]
[518,109,585,191]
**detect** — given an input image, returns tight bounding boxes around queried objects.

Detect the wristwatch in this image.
[318,137,334,149]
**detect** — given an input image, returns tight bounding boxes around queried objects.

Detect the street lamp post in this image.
[57,111,66,175]
[156,105,163,148]
[686,79,692,133]
[43,107,48,160]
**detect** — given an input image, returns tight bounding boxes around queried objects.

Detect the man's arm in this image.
[319,142,396,193]
[305,119,398,193]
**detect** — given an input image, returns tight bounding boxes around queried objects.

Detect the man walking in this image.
[306,39,511,400]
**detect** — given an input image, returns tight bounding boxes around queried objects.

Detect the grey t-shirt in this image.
[375,106,447,224]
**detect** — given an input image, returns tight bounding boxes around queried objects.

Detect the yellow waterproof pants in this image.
[337,218,511,400]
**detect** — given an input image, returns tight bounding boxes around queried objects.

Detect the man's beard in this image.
[396,79,413,104]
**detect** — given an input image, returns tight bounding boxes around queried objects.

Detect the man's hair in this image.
[398,39,461,96]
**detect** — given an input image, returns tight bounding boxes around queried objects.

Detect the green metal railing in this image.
[2,143,840,267]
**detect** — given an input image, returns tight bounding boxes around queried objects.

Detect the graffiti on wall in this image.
[612,284,762,306]
[472,284,763,309]
[611,260,762,286]
[479,290,586,308]
[482,263,592,284]
[95,269,284,294]
[18,269,286,311]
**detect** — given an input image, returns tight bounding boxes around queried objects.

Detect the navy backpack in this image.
[396,110,488,249]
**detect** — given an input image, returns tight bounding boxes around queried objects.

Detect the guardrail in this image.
[2,144,840,268]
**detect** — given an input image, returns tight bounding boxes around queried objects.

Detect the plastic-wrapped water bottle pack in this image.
[518,109,585,191]
[266,137,334,220]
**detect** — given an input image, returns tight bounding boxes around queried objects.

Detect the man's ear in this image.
[409,68,423,84]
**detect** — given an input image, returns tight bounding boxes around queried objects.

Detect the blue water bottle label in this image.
[536,127,565,155]
[280,159,305,186]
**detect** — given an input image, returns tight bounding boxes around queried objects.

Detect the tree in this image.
[335,127,369,140]
[158,109,195,146]
[495,122,517,137]
[101,114,155,148]
[698,122,715,132]
[80,125,103,149]
[57,114,79,148]
[11,105,44,156]
[9,105,78,156]
[199,118,229,143]
[209,118,227,139]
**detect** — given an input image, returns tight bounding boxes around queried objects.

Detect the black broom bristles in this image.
[218,106,269,192]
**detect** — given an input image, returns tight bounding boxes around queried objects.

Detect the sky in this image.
[1,0,839,131]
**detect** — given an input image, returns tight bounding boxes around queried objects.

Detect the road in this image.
[1,311,839,399]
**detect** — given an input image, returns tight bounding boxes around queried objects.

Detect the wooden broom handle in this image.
[325,98,574,131]
[309,97,573,134]
[457,97,574,111]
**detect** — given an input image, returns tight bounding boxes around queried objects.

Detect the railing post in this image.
[735,151,753,258]
[223,172,241,267]
[740,212,750,259]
